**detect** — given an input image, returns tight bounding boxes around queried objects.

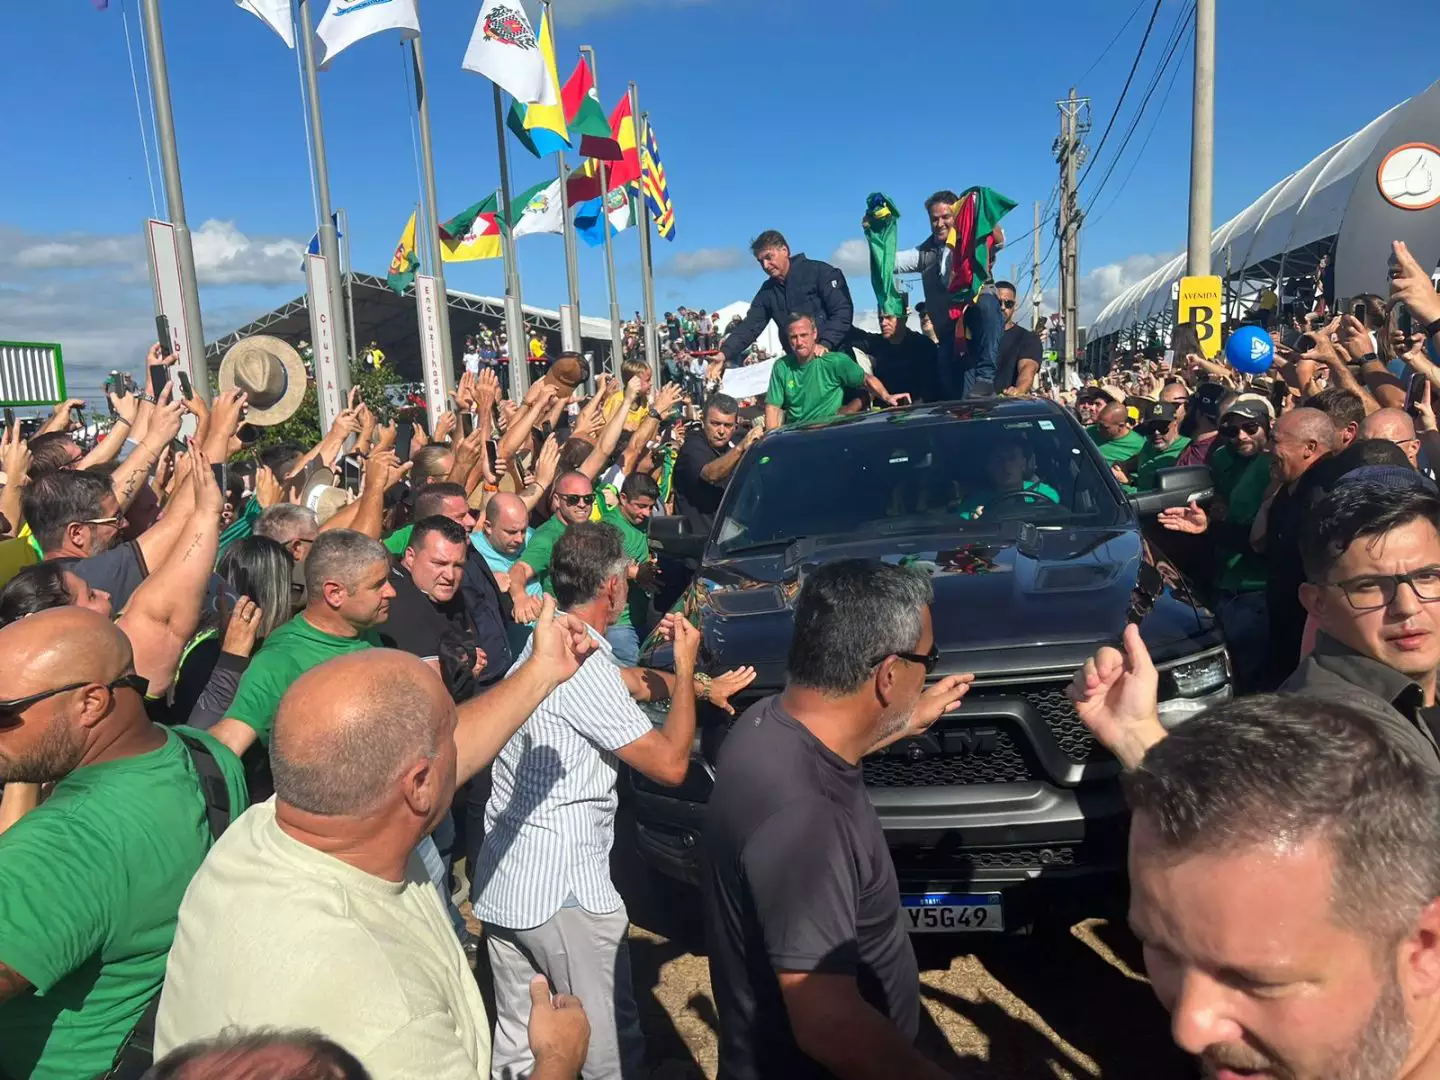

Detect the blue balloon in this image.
[1225,324,1275,375]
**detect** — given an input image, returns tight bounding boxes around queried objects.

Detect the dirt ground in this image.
[466,818,1195,1079]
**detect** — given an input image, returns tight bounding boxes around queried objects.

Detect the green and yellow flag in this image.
[386,211,419,295]
[862,192,904,317]
[439,193,503,263]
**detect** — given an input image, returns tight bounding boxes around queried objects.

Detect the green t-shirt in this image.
[1211,444,1272,594]
[1087,427,1147,466]
[955,480,1060,519]
[226,616,382,745]
[0,727,247,1080]
[516,515,570,596]
[765,352,865,426]
[382,523,415,557]
[600,500,651,628]
[1124,436,1192,492]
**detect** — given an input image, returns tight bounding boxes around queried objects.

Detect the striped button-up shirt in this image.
[471,625,654,930]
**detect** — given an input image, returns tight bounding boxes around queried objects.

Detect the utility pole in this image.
[140,0,208,400]
[1187,0,1216,276]
[1055,88,1090,386]
[1031,200,1041,335]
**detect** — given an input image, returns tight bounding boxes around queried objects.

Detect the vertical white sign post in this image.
[145,219,205,398]
[306,253,345,433]
[415,274,446,432]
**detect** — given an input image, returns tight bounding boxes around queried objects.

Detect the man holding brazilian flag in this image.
[872,186,1015,400]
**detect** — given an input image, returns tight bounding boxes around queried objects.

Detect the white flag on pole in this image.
[461,0,555,106]
[236,0,294,48]
[513,179,565,239]
[315,0,420,69]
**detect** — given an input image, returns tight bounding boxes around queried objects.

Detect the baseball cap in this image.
[1337,467,1438,494]
[1137,401,1180,429]
[1220,393,1275,425]
[1076,386,1108,405]
[1191,382,1228,421]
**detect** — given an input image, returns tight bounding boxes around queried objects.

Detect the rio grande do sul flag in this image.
[440,194,503,263]
[387,211,419,295]
[316,0,419,69]
[462,0,556,107]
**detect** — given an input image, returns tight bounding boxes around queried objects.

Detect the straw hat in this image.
[218,335,308,426]
[294,466,352,525]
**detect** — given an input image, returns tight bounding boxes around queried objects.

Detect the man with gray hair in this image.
[702,558,973,1080]
[208,530,395,761]
[254,504,319,565]
[474,522,756,1080]
[156,617,599,1080]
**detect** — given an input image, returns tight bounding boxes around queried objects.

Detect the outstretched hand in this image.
[1067,622,1165,770]
[904,673,975,740]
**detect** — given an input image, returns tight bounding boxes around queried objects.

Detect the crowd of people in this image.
[0,209,1439,1080]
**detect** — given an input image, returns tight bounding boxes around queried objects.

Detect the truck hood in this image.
[666,525,1217,684]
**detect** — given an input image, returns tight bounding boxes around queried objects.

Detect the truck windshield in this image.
[713,412,1125,554]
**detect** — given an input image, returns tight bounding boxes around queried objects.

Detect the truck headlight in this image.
[1156,650,1231,729]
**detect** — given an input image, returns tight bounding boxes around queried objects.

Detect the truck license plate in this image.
[902,893,1003,933]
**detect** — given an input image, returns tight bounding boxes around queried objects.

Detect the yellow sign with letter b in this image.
[1177,276,1223,359]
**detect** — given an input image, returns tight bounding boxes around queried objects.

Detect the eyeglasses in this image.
[1324,567,1440,611]
[80,516,123,528]
[870,642,940,674]
[998,300,1016,309]
[0,673,148,720]
[559,493,596,507]
[1219,420,1263,439]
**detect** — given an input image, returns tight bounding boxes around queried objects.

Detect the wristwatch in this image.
[693,672,713,701]
[1358,352,1380,364]
[648,408,663,420]
[1425,317,1440,338]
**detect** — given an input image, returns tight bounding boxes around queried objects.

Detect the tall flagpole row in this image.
[581,45,624,375]
[492,86,531,402]
[630,91,659,387]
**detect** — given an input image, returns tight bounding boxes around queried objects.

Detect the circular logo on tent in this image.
[1378,143,1440,211]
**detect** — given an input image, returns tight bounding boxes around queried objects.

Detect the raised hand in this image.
[511,590,544,625]
[653,381,683,416]
[671,614,702,674]
[221,596,264,658]
[529,596,597,683]
[375,418,398,453]
[433,409,459,446]
[707,666,757,715]
[1390,240,1440,326]
[1067,622,1165,770]
[145,387,187,450]
[1336,313,1374,360]
[254,465,282,509]
[1,421,32,488]
[534,433,562,491]
[476,367,502,410]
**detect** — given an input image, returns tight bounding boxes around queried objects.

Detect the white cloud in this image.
[829,238,869,276]
[551,0,713,25]
[658,247,747,279]
[1038,250,1180,326]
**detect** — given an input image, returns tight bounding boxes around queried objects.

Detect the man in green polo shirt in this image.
[765,313,904,427]
[208,530,394,760]
[1114,400,1191,493]
[1086,401,1146,467]
[598,472,661,664]
[0,607,248,1080]
[508,471,599,625]
[957,436,1060,519]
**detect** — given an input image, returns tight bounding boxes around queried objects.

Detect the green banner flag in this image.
[862,192,904,317]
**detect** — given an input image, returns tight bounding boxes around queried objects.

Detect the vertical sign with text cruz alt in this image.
[306,254,345,433]
[415,275,446,431]
[1177,276,1224,359]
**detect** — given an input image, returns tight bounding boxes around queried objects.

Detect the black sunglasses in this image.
[0,673,148,720]
[1219,419,1263,438]
[559,493,596,507]
[870,643,940,674]
[998,299,1016,309]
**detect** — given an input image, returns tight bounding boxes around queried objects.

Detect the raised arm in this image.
[579,377,642,482]
[110,389,184,513]
[117,445,224,692]
[76,390,140,470]
[0,424,32,539]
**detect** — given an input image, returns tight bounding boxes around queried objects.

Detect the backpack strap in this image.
[172,729,234,843]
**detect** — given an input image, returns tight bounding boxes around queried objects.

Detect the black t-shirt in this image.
[674,427,734,536]
[1265,468,1330,677]
[379,565,481,701]
[995,325,1043,392]
[858,329,939,402]
[702,696,919,1080]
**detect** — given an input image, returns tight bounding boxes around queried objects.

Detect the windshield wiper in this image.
[716,537,806,558]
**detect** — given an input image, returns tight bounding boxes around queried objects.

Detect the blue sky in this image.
[7,0,1439,398]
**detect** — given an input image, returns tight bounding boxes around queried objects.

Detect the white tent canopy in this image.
[1089,96,1413,339]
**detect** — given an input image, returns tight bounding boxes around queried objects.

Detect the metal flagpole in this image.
[582,45,624,374]
[492,86,531,401]
[557,151,582,351]
[296,0,352,417]
[139,0,209,401]
[630,92,659,386]
[409,26,456,407]
[340,207,358,369]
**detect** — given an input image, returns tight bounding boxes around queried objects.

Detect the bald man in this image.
[157,614,595,1080]
[0,608,247,1080]
[1086,401,1146,466]
[1360,407,1422,468]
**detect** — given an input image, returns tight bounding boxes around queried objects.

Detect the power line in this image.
[1087,19,1194,229]
[1074,0,1149,88]
[1078,0,1164,191]
[1083,2,1196,212]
